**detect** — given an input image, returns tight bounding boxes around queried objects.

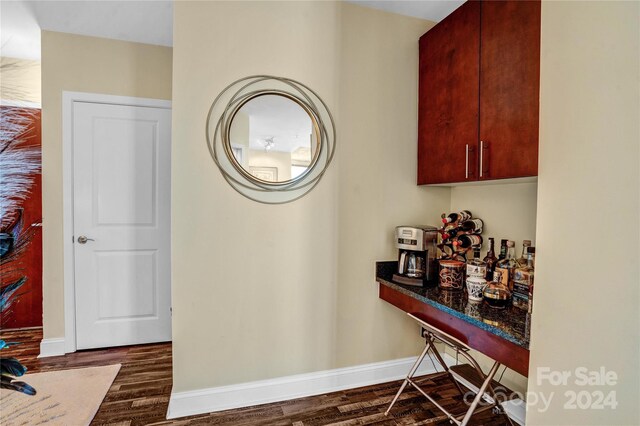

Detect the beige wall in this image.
[335,3,449,368]
[0,57,41,104]
[171,1,448,393]
[41,31,172,339]
[450,181,538,394]
[526,1,639,424]
[450,182,538,259]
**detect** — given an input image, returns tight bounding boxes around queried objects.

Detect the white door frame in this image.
[62,91,172,353]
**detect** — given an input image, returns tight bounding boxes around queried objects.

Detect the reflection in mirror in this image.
[228,94,318,184]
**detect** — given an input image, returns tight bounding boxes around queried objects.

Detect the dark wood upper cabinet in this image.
[417,0,540,185]
[479,0,540,180]
[417,1,480,185]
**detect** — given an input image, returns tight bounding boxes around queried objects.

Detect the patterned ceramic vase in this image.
[438,260,465,291]
[466,276,487,301]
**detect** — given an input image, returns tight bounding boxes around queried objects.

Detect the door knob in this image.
[77,236,95,244]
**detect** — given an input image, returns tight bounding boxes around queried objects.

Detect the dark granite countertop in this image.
[376,261,530,350]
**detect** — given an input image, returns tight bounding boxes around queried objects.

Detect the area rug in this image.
[0,364,121,425]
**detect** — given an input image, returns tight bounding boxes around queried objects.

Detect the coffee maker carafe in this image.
[399,251,425,278]
[393,226,438,286]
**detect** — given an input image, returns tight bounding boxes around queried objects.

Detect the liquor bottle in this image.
[498,239,508,260]
[483,270,511,309]
[495,240,516,290]
[466,247,487,278]
[482,237,498,280]
[516,240,532,267]
[513,247,535,310]
[460,218,484,233]
[442,223,462,240]
[453,234,483,249]
[441,210,472,224]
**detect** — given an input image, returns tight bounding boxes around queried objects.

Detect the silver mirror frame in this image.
[206,76,336,204]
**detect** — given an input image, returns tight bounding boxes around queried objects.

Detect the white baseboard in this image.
[38,338,66,358]
[167,355,444,419]
[168,352,525,424]
[501,400,527,425]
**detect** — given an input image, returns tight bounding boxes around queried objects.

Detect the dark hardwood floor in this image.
[0,328,510,425]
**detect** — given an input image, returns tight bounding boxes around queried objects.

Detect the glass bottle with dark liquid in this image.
[498,239,508,260]
[483,270,511,309]
[441,210,472,224]
[495,240,517,291]
[483,237,498,280]
[453,234,483,249]
[460,218,484,233]
[442,223,462,240]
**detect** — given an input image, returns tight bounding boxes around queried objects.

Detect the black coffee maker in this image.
[393,226,438,286]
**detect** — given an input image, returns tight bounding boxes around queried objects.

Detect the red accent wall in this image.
[1,106,43,329]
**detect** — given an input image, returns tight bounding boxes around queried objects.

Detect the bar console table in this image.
[376,261,530,425]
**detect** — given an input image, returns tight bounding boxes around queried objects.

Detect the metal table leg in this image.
[459,361,500,426]
[385,314,516,425]
[384,341,431,416]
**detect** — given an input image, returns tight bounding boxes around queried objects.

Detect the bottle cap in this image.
[506,240,515,248]
[527,247,536,254]
[523,240,532,246]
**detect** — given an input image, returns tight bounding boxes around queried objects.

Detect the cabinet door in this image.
[418,1,480,185]
[479,0,540,180]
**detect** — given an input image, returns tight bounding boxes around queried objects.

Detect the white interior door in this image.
[73,101,171,350]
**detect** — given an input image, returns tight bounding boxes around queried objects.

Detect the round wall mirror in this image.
[207,76,336,204]
[225,93,321,186]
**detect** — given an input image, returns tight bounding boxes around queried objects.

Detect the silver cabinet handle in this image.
[465,144,469,179]
[77,236,95,244]
[480,140,484,178]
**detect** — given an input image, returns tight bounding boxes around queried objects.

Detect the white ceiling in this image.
[347,0,464,22]
[0,1,461,61]
[0,0,172,60]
